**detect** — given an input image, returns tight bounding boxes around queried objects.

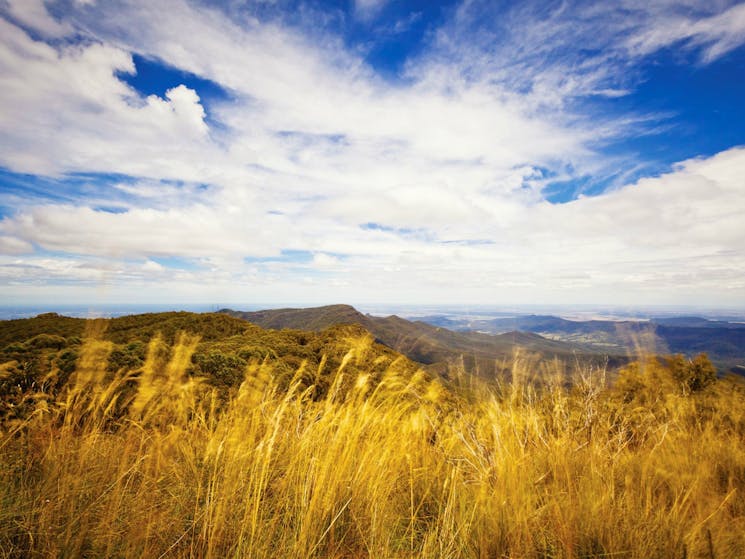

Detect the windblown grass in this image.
[2,331,745,558]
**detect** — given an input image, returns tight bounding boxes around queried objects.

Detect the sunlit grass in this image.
[2,331,745,558]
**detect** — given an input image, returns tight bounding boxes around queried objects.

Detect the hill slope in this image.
[219,305,623,376]
[3,313,745,559]
[0,311,422,423]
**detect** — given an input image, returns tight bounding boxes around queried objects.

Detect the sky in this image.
[0,0,744,308]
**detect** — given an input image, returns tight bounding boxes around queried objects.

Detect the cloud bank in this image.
[0,0,744,306]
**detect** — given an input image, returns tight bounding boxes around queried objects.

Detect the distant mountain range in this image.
[219,305,745,375]
[219,305,627,377]
[412,313,745,374]
[4,306,740,384]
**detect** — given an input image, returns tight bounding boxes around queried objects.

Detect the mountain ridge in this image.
[219,305,624,376]
[413,312,745,373]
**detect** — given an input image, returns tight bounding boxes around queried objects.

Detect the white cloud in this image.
[0,18,218,178]
[312,253,342,268]
[3,0,73,38]
[412,0,745,114]
[626,2,745,62]
[0,235,32,255]
[1,1,744,306]
[0,203,273,258]
[141,259,165,273]
[2,147,744,305]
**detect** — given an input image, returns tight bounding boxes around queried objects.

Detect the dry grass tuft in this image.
[1,332,745,558]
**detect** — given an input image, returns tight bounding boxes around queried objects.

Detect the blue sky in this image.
[1,0,745,307]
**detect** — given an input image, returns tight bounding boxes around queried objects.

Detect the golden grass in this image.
[2,333,745,558]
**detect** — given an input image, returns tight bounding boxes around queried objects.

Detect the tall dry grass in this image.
[2,332,745,558]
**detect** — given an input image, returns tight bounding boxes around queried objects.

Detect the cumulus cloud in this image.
[0,203,273,258]
[0,0,592,194]
[0,18,217,178]
[0,0,744,305]
[2,147,744,304]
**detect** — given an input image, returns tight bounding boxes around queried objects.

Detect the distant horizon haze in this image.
[2,301,745,323]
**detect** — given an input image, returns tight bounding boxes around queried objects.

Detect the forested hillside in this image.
[0,311,420,423]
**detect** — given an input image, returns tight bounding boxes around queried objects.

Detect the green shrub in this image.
[2,342,27,354]
[667,353,717,394]
[24,334,67,350]
[107,342,147,372]
[193,351,247,387]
